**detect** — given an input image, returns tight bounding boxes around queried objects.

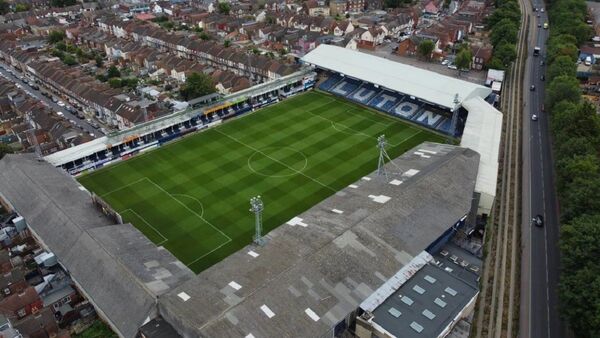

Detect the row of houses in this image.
[0,74,92,156]
[69,25,252,93]
[98,17,299,82]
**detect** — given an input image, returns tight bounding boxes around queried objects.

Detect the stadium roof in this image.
[460,96,503,214]
[159,142,480,338]
[301,45,492,110]
[0,154,194,338]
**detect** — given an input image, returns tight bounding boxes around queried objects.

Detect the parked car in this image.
[441,59,450,65]
[448,64,458,70]
[532,214,544,227]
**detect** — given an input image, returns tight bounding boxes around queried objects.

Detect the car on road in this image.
[90,122,100,129]
[57,101,65,107]
[540,75,545,81]
[51,97,58,103]
[538,23,541,27]
[540,60,545,66]
[532,114,538,121]
[56,111,64,117]
[532,214,544,227]
[530,85,536,91]
[541,8,544,12]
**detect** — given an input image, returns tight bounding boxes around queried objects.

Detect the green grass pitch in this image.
[78,91,449,273]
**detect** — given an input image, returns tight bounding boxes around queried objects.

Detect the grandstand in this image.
[302,45,502,215]
[303,45,491,138]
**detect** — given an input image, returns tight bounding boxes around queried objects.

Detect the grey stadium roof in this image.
[159,142,480,338]
[0,154,194,338]
[301,45,492,110]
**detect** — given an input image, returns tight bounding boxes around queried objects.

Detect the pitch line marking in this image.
[247,146,309,178]
[171,193,205,218]
[213,129,337,192]
[99,177,147,198]
[305,109,423,148]
[120,208,168,245]
[143,177,232,241]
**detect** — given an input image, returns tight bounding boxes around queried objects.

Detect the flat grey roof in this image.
[159,142,480,338]
[0,154,194,338]
[371,263,479,338]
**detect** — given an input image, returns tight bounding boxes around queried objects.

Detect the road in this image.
[520,1,563,338]
[0,62,104,136]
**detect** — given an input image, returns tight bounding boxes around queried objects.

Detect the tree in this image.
[180,72,216,100]
[62,54,77,66]
[559,265,600,338]
[107,65,120,79]
[493,42,516,68]
[417,40,435,60]
[47,30,65,44]
[486,57,505,70]
[546,75,581,110]
[218,2,230,15]
[490,19,519,46]
[14,3,29,12]
[0,0,9,15]
[0,143,13,160]
[454,48,473,72]
[223,39,231,47]
[108,78,122,88]
[50,0,76,7]
[199,32,210,40]
[547,55,577,81]
[384,0,414,8]
[95,55,104,68]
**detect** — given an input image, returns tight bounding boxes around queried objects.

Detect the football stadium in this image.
[78,91,448,273]
[0,45,503,338]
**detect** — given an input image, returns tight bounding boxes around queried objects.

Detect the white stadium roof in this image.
[460,96,503,215]
[301,45,492,110]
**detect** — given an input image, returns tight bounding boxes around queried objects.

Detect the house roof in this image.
[159,142,479,338]
[301,45,492,110]
[0,154,194,338]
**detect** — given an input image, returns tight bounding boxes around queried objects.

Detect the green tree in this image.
[107,65,120,79]
[493,42,517,68]
[0,0,9,15]
[62,54,77,66]
[486,57,505,70]
[218,2,231,14]
[384,0,414,8]
[559,265,600,338]
[95,55,104,68]
[14,3,29,11]
[490,19,519,46]
[108,78,122,88]
[547,55,577,81]
[199,32,210,40]
[50,0,76,7]
[47,30,65,44]
[223,39,231,47]
[416,40,435,60]
[180,72,216,100]
[454,47,473,72]
[0,143,13,160]
[546,75,581,110]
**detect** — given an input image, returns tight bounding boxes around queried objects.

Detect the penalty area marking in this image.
[247,146,309,178]
[120,208,168,246]
[142,177,233,268]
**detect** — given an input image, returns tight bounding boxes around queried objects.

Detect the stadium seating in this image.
[331,78,361,97]
[369,91,404,112]
[316,73,461,136]
[347,84,378,104]
[391,100,421,119]
[319,74,343,91]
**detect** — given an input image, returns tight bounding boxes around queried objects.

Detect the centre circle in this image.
[247,147,308,178]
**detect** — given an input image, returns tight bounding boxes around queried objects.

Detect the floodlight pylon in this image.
[377,135,390,178]
[250,196,266,246]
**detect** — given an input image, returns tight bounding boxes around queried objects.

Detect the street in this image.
[0,62,104,137]
[521,1,563,337]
